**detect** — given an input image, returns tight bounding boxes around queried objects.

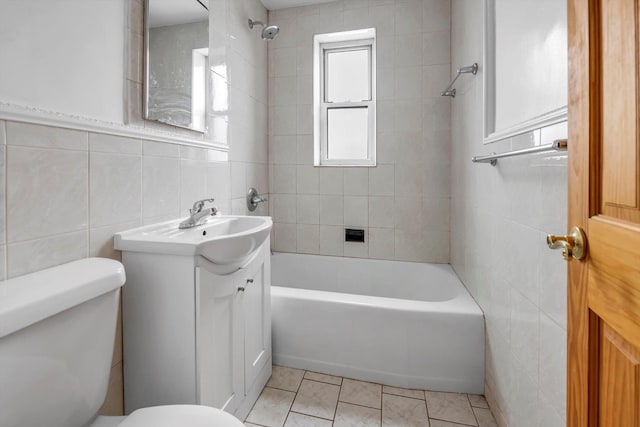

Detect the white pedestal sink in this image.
[115,215,272,271]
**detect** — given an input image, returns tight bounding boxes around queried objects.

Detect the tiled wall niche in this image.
[0,0,269,415]
[450,1,567,426]
[267,0,452,263]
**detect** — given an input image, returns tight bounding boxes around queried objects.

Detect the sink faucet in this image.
[179,198,218,229]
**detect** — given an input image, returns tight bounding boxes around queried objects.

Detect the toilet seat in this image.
[117,405,245,427]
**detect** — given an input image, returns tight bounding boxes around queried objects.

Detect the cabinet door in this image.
[240,249,271,394]
[196,266,243,414]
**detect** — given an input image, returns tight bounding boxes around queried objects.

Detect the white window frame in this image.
[313,28,376,167]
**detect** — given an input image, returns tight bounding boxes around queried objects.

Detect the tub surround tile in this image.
[296,224,320,254]
[303,371,343,386]
[267,365,306,392]
[334,402,381,427]
[319,195,344,226]
[382,386,425,400]
[339,379,382,410]
[468,395,489,409]
[246,387,296,427]
[284,412,333,427]
[425,392,477,426]
[343,197,369,227]
[319,168,343,195]
[382,394,429,427]
[368,228,395,260]
[343,169,369,196]
[319,225,344,256]
[291,379,340,420]
[274,223,297,252]
[344,236,369,258]
[268,0,451,264]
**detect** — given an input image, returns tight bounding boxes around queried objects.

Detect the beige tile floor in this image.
[245,366,498,427]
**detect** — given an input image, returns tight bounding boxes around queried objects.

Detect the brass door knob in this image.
[547,226,587,261]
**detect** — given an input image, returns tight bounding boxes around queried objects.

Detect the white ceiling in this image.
[260,0,338,10]
[148,0,208,28]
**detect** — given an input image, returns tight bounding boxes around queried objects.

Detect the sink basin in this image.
[114,215,272,267]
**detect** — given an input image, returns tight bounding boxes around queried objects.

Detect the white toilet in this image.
[0,257,246,427]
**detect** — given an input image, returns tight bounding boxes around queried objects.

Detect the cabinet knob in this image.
[246,279,254,284]
[237,286,245,292]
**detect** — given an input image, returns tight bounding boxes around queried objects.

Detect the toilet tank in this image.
[0,258,126,427]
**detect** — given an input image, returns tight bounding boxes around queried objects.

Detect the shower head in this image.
[248,18,280,40]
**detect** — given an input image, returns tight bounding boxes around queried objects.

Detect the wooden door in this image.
[568,0,640,425]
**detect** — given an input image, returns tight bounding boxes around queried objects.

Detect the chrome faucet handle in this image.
[191,198,215,214]
[246,188,267,212]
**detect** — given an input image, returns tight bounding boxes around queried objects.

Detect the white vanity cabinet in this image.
[196,245,271,416]
[121,238,272,421]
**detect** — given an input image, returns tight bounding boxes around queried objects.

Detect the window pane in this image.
[327,107,368,159]
[326,49,370,102]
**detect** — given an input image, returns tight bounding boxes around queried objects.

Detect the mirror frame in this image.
[482,0,568,144]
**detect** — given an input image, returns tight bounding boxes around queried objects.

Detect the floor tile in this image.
[291,379,341,419]
[334,402,382,427]
[267,365,306,392]
[467,395,489,409]
[382,394,429,427]
[382,385,425,400]
[245,424,263,427]
[285,412,333,427]
[304,371,343,386]
[246,387,296,427]
[473,408,498,427]
[340,378,383,409]
[429,421,470,427]
[425,391,477,426]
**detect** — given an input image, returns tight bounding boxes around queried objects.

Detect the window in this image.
[313,29,376,166]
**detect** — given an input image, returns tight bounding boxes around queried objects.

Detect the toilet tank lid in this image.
[0,258,126,338]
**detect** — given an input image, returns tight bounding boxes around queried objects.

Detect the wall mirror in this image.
[483,0,567,144]
[145,0,209,133]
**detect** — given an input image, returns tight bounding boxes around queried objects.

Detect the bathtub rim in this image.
[270,252,484,317]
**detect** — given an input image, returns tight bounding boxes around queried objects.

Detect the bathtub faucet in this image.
[179,198,218,229]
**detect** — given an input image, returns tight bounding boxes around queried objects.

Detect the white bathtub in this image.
[271,253,485,394]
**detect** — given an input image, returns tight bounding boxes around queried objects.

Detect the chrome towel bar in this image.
[472,139,568,166]
[441,63,478,98]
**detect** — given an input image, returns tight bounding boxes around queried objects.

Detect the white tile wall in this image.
[0,120,235,279]
[0,0,268,272]
[450,1,567,425]
[268,0,452,262]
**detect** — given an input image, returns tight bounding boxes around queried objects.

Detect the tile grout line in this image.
[336,399,382,412]
[467,393,481,427]
[381,391,425,401]
[428,417,478,427]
